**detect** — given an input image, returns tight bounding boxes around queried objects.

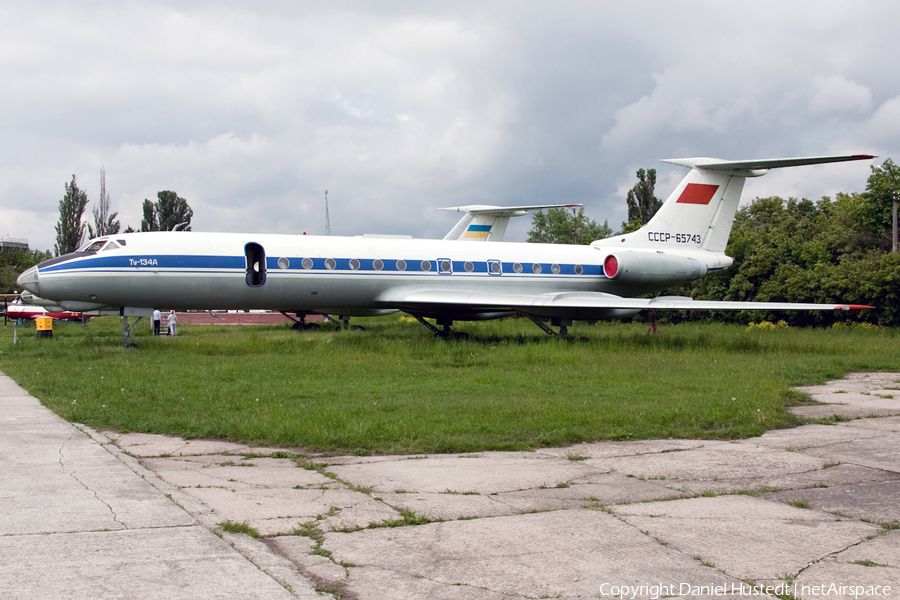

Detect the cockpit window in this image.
[102,241,120,251]
[82,240,108,253]
[116,239,127,246]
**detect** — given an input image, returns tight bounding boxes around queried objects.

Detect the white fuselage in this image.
[23,231,728,318]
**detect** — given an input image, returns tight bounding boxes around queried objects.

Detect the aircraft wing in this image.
[377,289,872,318]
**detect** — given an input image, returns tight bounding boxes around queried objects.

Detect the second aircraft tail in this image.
[603,155,874,253]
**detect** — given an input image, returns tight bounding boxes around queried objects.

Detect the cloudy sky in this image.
[2,1,898,252]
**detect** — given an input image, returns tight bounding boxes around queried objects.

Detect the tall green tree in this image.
[141,190,193,231]
[87,167,120,239]
[527,207,612,245]
[622,168,662,233]
[858,158,898,248]
[54,175,89,256]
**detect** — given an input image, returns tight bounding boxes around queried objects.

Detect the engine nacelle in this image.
[57,300,111,312]
[602,251,707,285]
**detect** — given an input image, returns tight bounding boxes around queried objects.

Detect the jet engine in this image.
[602,251,707,285]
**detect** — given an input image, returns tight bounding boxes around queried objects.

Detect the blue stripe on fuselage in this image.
[41,254,609,278]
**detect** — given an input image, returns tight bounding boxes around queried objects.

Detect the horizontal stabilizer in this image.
[661,155,875,173]
[439,203,582,216]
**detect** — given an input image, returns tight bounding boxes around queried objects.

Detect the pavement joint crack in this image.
[59,433,126,529]
[794,535,870,577]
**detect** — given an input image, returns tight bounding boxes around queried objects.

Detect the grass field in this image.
[1,315,897,454]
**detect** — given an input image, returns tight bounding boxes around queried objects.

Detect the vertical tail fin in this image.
[607,155,874,253]
[440,204,582,241]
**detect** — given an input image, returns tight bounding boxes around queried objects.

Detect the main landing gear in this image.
[282,312,365,332]
[411,315,469,340]
[121,315,141,348]
[281,312,320,331]
[325,315,365,331]
[523,314,573,339]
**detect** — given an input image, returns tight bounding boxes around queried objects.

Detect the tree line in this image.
[528,160,900,326]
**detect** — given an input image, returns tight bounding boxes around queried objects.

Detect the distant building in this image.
[0,236,29,253]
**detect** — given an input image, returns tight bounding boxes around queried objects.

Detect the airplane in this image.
[356,203,581,245]
[2,294,83,322]
[439,204,582,241]
[17,154,875,344]
[7,203,577,334]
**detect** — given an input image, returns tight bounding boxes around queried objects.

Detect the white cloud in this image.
[809,75,872,114]
[1,1,898,251]
[861,95,900,145]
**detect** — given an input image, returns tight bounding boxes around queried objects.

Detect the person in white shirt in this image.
[167,310,177,336]
[152,309,161,335]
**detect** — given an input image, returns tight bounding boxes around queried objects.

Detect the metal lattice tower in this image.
[325,190,330,236]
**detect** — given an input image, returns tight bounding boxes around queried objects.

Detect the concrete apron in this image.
[1,372,898,599]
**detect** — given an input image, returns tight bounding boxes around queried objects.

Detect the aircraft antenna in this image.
[325,189,331,236]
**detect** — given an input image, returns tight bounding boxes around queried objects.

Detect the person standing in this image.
[167,310,177,336]
[152,309,161,335]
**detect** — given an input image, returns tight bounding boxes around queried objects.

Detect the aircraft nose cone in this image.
[17,266,40,296]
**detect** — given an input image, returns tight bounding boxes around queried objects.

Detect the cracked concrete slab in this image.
[344,565,527,600]
[763,480,900,523]
[141,455,334,489]
[5,369,900,600]
[326,452,611,495]
[1,418,192,536]
[667,463,900,496]
[613,495,879,581]
[803,434,900,473]
[795,531,900,599]
[184,485,397,536]
[599,440,829,484]
[842,416,900,432]
[793,373,900,419]
[0,527,300,600]
[536,438,710,459]
[325,509,741,598]
[107,431,254,457]
[0,376,319,599]
[748,423,887,450]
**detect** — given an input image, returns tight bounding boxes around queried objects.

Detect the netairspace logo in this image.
[598,582,893,599]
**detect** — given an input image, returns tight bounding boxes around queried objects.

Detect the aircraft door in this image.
[245,243,267,287]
